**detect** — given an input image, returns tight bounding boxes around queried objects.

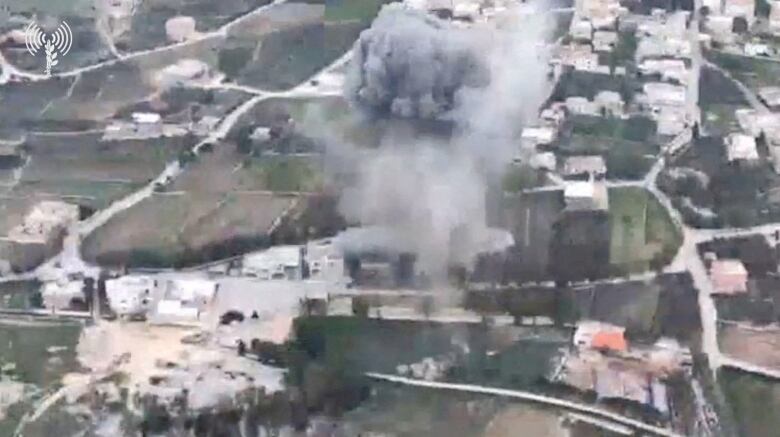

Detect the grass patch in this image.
[720,368,780,437]
[608,187,681,273]
[242,156,323,192]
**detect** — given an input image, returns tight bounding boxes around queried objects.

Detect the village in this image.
[3,0,780,435]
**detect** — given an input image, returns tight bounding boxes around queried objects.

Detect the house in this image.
[656,105,688,136]
[553,45,600,72]
[745,42,771,57]
[571,19,593,41]
[151,278,217,324]
[594,90,624,116]
[7,201,79,245]
[540,103,566,127]
[639,59,688,84]
[156,59,211,88]
[105,275,156,316]
[758,87,780,109]
[530,152,557,171]
[771,1,780,31]
[165,16,197,42]
[565,96,598,116]
[305,239,346,282]
[521,126,557,146]
[593,30,618,52]
[726,133,759,163]
[573,320,628,352]
[452,1,480,20]
[735,108,780,137]
[642,82,686,107]
[564,180,609,211]
[723,0,755,24]
[242,246,303,279]
[563,155,607,178]
[710,259,748,294]
[706,15,735,43]
[131,112,163,138]
[41,279,84,310]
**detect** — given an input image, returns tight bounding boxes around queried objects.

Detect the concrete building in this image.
[305,239,346,283]
[573,320,628,352]
[770,0,780,31]
[165,16,197,42]
[705,15,735,43]
[726,133,759,163]
[521,126,557,146]
[565,96,598,116]
[242,246,303,280]
[639,58,689,84]
[735,108,780,137]
[106,275,156,316]
[593,30,618,52]
[571,19,593,41]
[744,42,771,57]
[642,82,686,107]
[723,0,755,24]
[563,155,607,178]
[710,259,749,294]
[564,180,609,211]
[553,45,600,72]
[758,86,780,109]
[594,90,624,116]
[529,152,557,171]
[156,59,211,88]
[540,103,566,127]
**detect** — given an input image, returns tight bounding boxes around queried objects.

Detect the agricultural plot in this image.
[720,368,780,437]
[608,187,681,274]
[707,51,780,93]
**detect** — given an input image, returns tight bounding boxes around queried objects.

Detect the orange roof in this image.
[592,331,627,352]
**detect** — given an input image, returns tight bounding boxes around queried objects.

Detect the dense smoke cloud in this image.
[346,6,488,119]
[333,3,551,280]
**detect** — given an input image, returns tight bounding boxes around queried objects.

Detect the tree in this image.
[732,16,748,34]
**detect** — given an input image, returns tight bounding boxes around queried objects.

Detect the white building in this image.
[521,126,557,146]
[131,112,164,137]
[7,201,79,244]
[165,16,197,42]
[563,155,607,178]
[639,59,689,84]
[706,15,735,43]
[156,59,211,88]
[593,31,618,52]
[540,103,566,127]
[565,96,599,116]
[242,246,302,280]
[571,19,593,41]
[758,86,780,108]
[656,106,688,136]
[564,180,609,211]
[723,0,755,24]
[530,152,557,171]
[735,108,780,137]
[554,45,600,72]
[726,133,759,162]
[106,275,156,316]
[642,82,686,107]
[306,239,346,282]
[745,42,771,57]
[594,90,624,116]
[771,1,780,31]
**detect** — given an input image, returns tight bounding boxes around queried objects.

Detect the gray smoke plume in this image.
[346,5,489,119]
[332,3,551,280]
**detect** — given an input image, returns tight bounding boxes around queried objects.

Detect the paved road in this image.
[367,373,684,437]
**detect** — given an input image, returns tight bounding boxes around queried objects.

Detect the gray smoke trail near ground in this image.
[334,3,551,280]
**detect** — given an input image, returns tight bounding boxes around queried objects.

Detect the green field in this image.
[608,188,681,273]
[720,368,780,437]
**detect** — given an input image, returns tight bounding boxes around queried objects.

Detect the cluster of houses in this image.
[552,320,693,415]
